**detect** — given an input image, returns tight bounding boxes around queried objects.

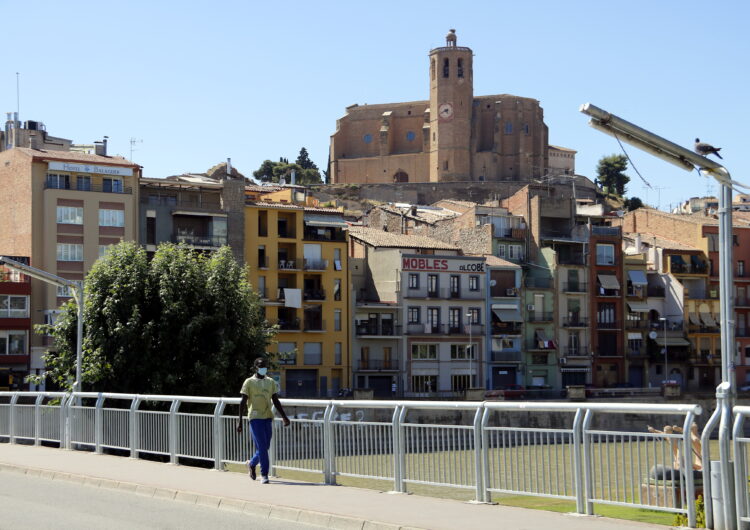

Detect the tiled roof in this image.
[481,255,521,268]
[245,184,283,192]
[377,204,459,224]
[15,147,139,167]
[624,232,700,252]
[245,201,343,215]
[348,227,458,250]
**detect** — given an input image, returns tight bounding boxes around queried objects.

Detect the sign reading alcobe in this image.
[48,161,133,177]
[401,256,485,273]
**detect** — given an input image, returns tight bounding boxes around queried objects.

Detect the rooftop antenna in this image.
[653,185,669,211]
[129,137,142,160]
[15,72,20,117]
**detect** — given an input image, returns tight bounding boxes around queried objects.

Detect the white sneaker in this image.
[261,476,270,484]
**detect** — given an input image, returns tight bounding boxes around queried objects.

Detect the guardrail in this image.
[0,392,716,527]
[733,406,750,528]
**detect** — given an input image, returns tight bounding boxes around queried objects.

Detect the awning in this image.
[304,214,347,228]
[172,210,227,217]
[700,312,717,327]
[627,332,643,340]
[628,270,648,286]
[627,301,650,313]
[493,308,523,322]
[492,303,519,310]
[598,273,621,290]
[654,337,691,347]
[561,367,591,373]
[689,312,701,326]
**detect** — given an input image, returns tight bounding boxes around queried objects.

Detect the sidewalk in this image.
[0,444,670,530]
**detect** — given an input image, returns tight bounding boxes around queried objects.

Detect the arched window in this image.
[457,58,464,78]
[443,58,449,78]
[504,121,513,134]
[393,171,409,183]
[431,58,436,81]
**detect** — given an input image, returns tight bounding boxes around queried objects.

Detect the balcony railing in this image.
[356,359,400,371]
[355,324,402,337]
[303,319,326,332]
[525,277,552,289]
[562,282,587,293]
[0,271,29,283]
[278,259,300,270]
[274,318,300,331]
[303,289,326,301]
[303,230,346,242]
[562,317,589,327]
[491,323,523,335]
[491,351,523,362]
[303,259,329,271]
[592,226,621,237]
[172,234,227,247]
[627,349,644,357]
[625,319,649,330]
[647,286,665,297]
[45,181,133,194]
[527,312,553,322]
[596,321,620,329]
[558,254,586,266]
[405,323,483,335]
[563,347,589,357]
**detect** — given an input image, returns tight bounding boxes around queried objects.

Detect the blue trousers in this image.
[249,418,273,476]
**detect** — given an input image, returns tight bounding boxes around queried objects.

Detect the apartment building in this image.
[0,147,141,372]
[245,200,349,397]
[486,256,523,388]
[0,258,31,390]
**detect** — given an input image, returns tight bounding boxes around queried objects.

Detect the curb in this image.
[0,462,423,530]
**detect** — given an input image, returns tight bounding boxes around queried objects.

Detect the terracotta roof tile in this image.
[14,147,139,168]
[348,227,458,250]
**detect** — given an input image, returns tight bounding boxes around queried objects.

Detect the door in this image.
[534,294,544,320]
[492,367,516,388]
[369,376,392,397]
[285,369,317,397]
[628,365,644,387]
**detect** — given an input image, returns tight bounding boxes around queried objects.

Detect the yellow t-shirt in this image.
[240,375,279,419]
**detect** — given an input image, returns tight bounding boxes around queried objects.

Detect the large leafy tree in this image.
[596,154,630,197]
[32,242,275,396]
[252,147,323,185]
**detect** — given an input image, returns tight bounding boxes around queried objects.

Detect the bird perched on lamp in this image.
[694,138,723,159]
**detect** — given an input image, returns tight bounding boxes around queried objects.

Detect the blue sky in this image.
[2,1,748,211]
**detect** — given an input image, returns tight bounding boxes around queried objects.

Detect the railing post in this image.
[581,409,594,515]
[34,394,43,446]
[572,408,585,514]
[396,405,408,493]
[9,393,18,444]
[472,404,484,502]
[391,405,403,493]
[59,393,69,450]
[64,393,73,450]
[480,407,491,503]
[168,399,180,465]
[682,411,697,528]
[702,407,722,529]
[213,400,226,471]
[94,393,104,454]
[323,403,336,485]
[129,396,141,459]
[733,412,748,530]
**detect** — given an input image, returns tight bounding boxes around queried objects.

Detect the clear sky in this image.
[2,0,748,211]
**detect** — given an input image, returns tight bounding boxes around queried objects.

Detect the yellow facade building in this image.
[244,199,349,397]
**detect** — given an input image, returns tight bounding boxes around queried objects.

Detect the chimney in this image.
[635,233,642,254]
[290,169,296,186]
[95,136,108,156]
[410,205,417,216]
[226,157,232,180]
[28,133,35,149]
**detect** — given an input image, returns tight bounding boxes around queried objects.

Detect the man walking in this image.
[236,357,290,484]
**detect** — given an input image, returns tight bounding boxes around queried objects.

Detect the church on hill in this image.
[329,30,574,185]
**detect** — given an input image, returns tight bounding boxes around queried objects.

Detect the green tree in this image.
[32,242,275,395]
[624,196,643,211]
[596,154,630,197]
[295,147,317,170]
[252,149,323,185]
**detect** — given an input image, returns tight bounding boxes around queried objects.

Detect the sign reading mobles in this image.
[402,256,485,273]
[48,161,134,177]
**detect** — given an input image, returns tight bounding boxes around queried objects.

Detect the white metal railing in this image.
[0,392,727,528]
[733,406,750,528]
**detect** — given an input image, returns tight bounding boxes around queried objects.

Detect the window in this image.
[408,273,419,289]
[277,342,297,365]
[76,176,91,191]
[103,178,123,193]
[408,307,420,323]
[449,308,461,331]
[469,275,479,291]
[146,217,156,245]
[427,274,438,295]
[468,307,480,325]
[46,173,70,189]
[0,330,26,355]
[523,123,530,135]
[504,121,513,134]
[451,374,471,392]
[411,344,437,360]
[412,375,437,393]
[303,342,322,365]
[0,295,28,318]
[99,209,124,227]
[457,58,464,78]
[334,248,342,270]
[333,278,341,301]
[56,206,83,225]
[98,245,113,258]
[334,309,342,331]
[532,354,548,365]
[450,344,475,359]
[497,245,506,258]
[57,285,73,297]
[628,338,643,355]
[443,58,449,78]
[596,244,615,265]
[597,303,616,324]
[426,307,440,331]
[449,275,460,295]
[56,243,83,262]
[508,245,523,261]
[334,342,342,365]
[739,261,746,278]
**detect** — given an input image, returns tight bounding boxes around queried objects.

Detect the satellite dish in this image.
[648,331,658,340]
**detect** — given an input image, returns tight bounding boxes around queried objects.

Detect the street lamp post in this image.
[466,312,473,389]
[0,256,84,393]
[659,317,668,384]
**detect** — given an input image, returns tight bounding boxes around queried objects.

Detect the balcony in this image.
[0,271,29,283]
[597,349,622,357]
[527,312,553,322]
[592,226,621,237]
[529,340,557,351]
[257,256,269,269]
[303,319,326,332]
[355,323,402,337]
[737,298,750,308]
[562,282,587,293]
[257,287,267,299]
[525,277,553,289]
[172,234,227,247]
[491,351,523,362]
[647,286,666,297]
[625,319,649,330]
[447,287,486,300]
[558,254,586,266]
[355,359,400,371]
[596,321,621,329]
[563,347,589,358]
[303,289,326,301]
[491,323,523,335]
[274,318,300,331]
[562,317,589,328]
[278,259,300,271]
[303,259,328,271]
[405,323,483,335]
[45,180,133,194]
[303,229,346,242]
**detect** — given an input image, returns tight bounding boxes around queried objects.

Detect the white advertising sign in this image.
[48,161,133,177]
[401,255,485,273]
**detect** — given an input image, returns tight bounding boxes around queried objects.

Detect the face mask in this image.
[257,367,268,376]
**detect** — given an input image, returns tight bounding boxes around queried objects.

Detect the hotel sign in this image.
[48,161,133,177]
[401,256,485,273]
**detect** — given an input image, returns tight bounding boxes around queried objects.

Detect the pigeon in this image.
[695,138,723,159]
